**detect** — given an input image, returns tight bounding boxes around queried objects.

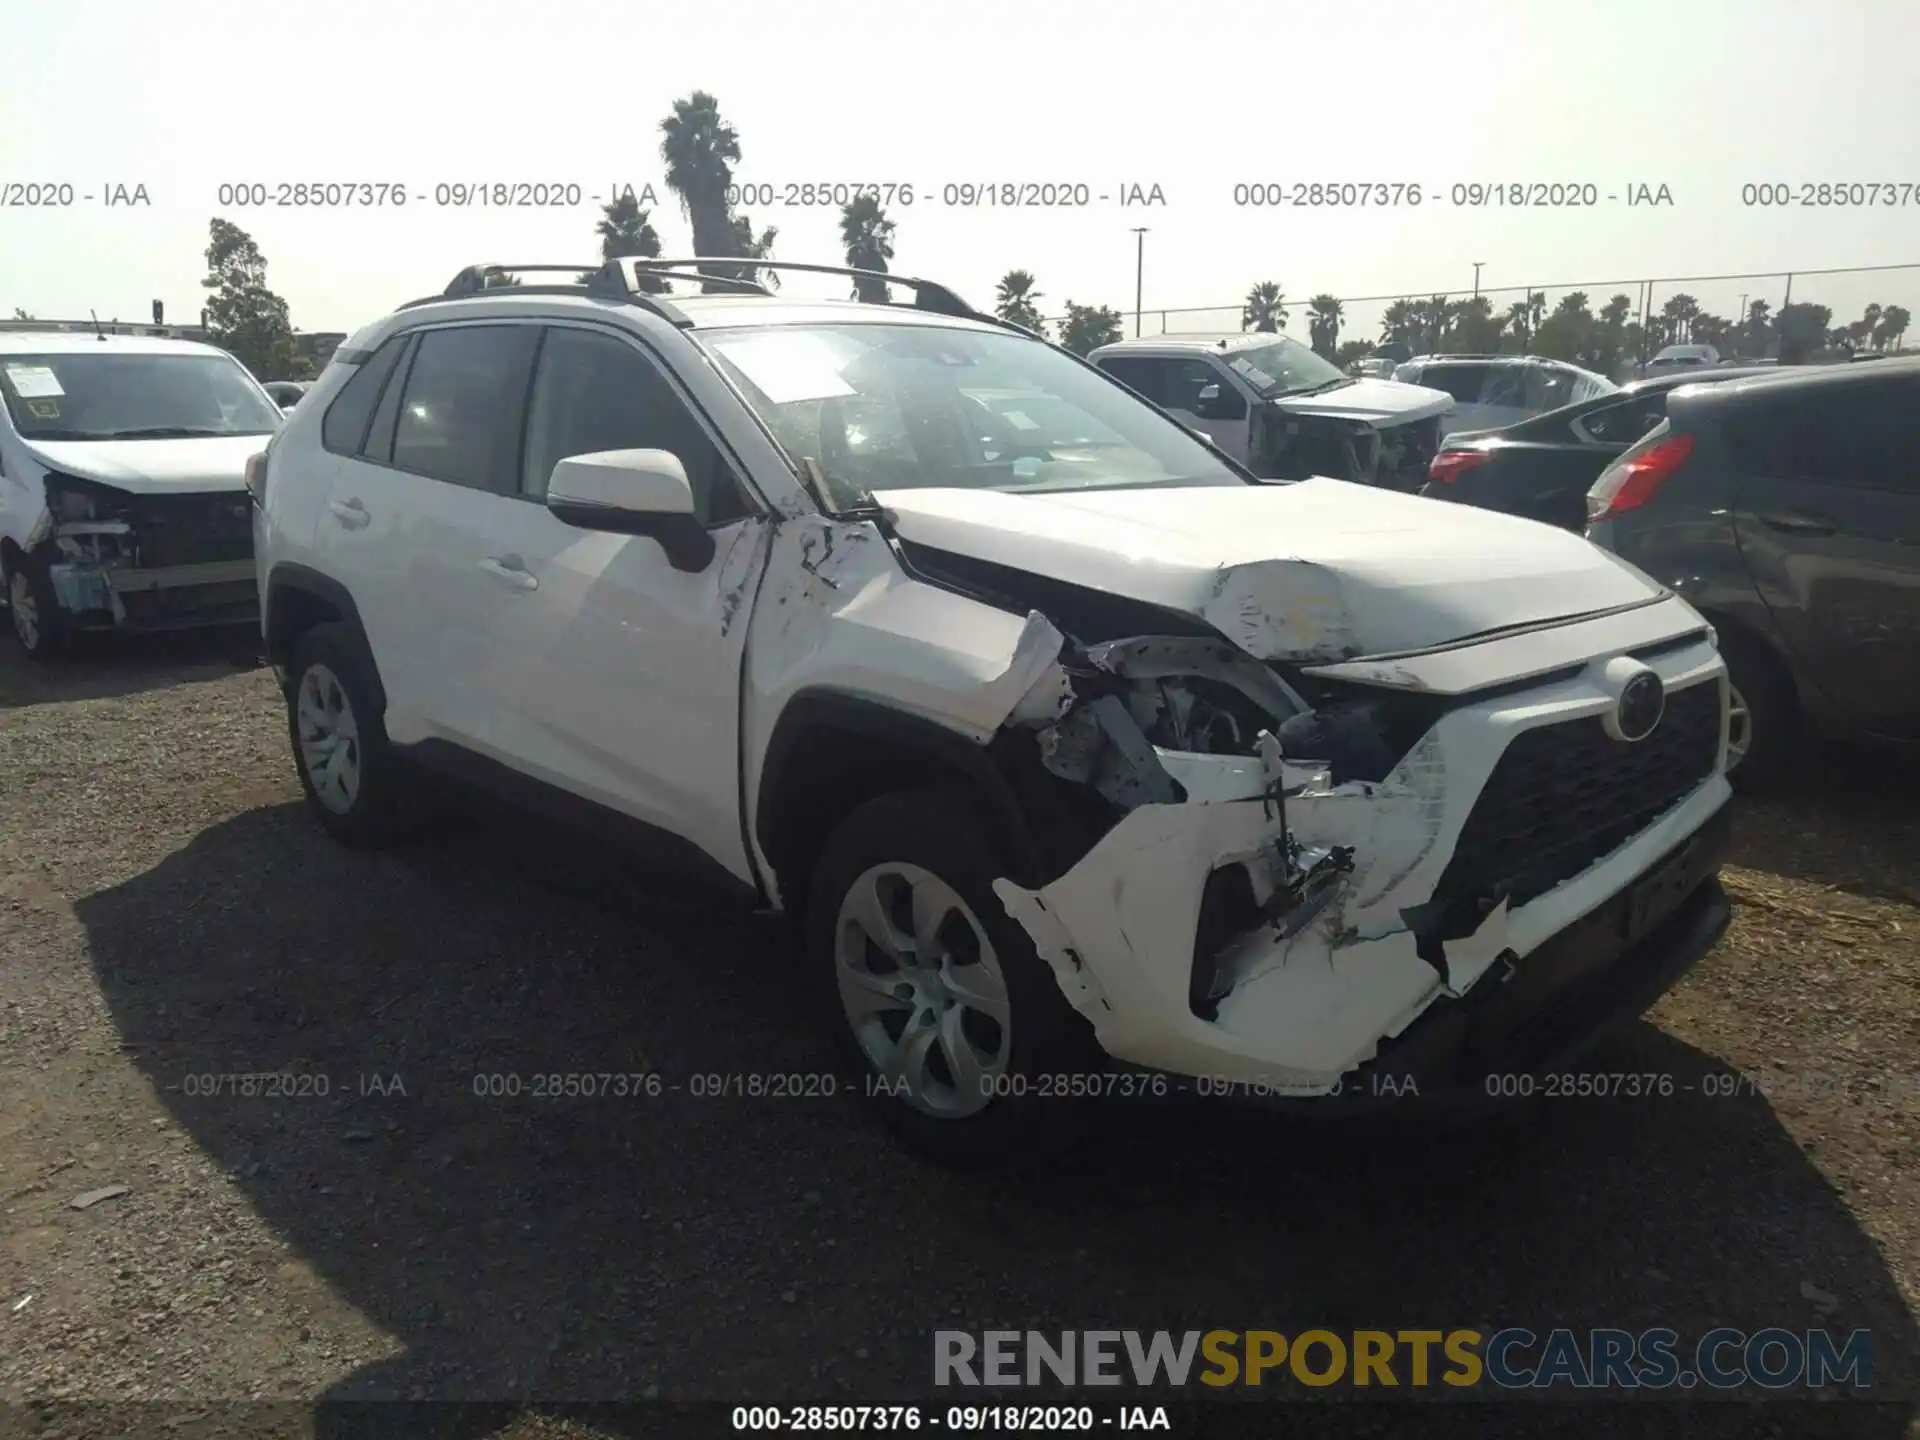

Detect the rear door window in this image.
[1095,356,1162,404]
[389,325,540,493]
[1581,394,1669,444]
[1418,364,1494,404]
[1722,376,1918,491]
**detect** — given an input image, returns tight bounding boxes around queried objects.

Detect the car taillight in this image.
[1587,433,1695,521]
[1427,449,1491,484]
[245,450,269,507]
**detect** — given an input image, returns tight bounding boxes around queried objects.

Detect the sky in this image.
[3,0,1916,347]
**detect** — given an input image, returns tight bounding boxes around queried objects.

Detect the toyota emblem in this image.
[1616,671,1666,742]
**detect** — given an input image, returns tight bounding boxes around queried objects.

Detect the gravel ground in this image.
[0,628,1916,1438]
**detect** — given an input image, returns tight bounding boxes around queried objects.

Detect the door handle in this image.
[327,497,370,529]
[1759,510,1837,537]
[478,556,538,591]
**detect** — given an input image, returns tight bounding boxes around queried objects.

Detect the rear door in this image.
[1726,373,1920,738]
[313,321,540,747]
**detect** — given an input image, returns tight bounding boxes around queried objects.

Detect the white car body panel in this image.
[873,480,1662,663]
[257,283,1734,1097]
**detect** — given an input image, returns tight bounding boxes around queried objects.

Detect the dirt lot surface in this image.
[1,630,1916,1439]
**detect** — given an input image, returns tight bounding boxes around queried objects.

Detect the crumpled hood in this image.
[22,436,268,495]
[876,479,1664,663]
[1271,377,1453,427]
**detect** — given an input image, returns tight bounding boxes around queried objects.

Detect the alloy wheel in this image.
[1726,681,1753,773]
[296,663,362,814]
[834,861,1013,1119]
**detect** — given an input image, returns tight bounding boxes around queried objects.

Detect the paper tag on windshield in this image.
[710,333,856,405]
[4,364,65,398]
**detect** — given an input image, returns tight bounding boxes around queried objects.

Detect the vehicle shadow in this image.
[1726,742,1920,905]
[72,800,1917,1437]
[0,623,264,711]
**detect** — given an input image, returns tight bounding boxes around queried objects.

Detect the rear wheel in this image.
[285,623,412,845]
[807,785,1099,1168]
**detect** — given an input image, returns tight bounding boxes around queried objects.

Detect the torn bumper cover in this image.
[989,632,1734,1099]
[31,475,259,631]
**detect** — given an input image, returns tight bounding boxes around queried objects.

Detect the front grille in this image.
[1432,679,1721,912]
[128,492,255,568]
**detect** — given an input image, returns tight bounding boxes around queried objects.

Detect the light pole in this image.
[1472,262,1484,299]
[1131,227,1148,337]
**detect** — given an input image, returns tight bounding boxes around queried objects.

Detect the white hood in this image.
[23,435,268,495]
[1273,377,1453,428]
[877,479,1663,663]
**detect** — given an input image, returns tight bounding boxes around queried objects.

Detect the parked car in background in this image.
[1350,355,1399,378]
[1392,354,1616,436]
[0,333,280,658]
[1586,357,1920,787]
[263,380,315,410]
[1089,333,1453,489]
[1643,344,1721,377]
[1420,366,1777,530]
[253,256,1736,1162]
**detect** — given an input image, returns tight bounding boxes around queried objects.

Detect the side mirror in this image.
[546,448,716,573]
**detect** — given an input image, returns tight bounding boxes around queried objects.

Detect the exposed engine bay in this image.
[28,472,257,628]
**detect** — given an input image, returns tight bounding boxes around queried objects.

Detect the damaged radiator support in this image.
[1011,628,1364,1021]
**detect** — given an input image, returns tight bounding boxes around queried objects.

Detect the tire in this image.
[1717,629,1795,793]
[4,548,68,661]
[806,784,1100,1169]
[284,622,411,846]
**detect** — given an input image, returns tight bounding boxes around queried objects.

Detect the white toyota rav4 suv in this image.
[252,258,1736,1162]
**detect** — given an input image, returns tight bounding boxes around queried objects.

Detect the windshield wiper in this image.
[1281,377,1356,398]
[93,426,240,440]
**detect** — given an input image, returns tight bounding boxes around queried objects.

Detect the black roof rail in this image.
[392,258,1042,340]
[626,258,1010,326]
[393,262,694,326]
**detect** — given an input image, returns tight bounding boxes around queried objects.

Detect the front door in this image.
[475,322,770,883]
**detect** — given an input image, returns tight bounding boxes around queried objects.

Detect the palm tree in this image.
[1660,293,1700,344]
[1380,299,1418,348]
[1059,302,1122,356]
[1242,281,1287,333]
[1504,298,1533,349]
[994,270,1047,335]
[589,193,670,293]
[1877,304,1911,351]
[730,215,780,291]
[1307,294,1343,357]
[659,91,742,292]
[838,196,896,303]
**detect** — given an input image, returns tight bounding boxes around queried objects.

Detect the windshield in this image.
[702,323,1250,509]
[0,352,284,440]
[1223,338,1349,397]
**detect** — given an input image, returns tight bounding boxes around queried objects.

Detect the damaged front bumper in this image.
[991,635,1733,1099]
[30,478,260,632]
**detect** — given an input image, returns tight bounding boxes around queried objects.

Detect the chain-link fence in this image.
[1043,261,1920,375]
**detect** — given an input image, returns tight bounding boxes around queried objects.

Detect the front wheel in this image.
[4,550,67,661]
[1718,630,1795,792]
[807,785,1099,1168]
